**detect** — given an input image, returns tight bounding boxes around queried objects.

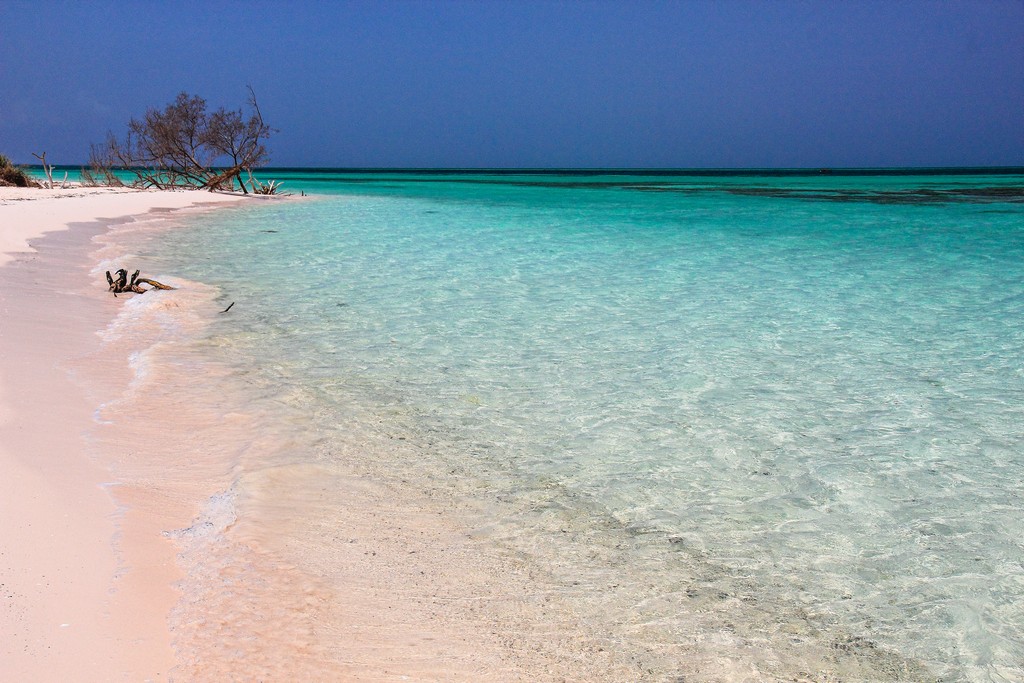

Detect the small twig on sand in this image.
[221,301,235,313]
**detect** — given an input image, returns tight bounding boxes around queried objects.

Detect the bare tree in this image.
[202,87,272,193]
[32,152,54,188]
[92,89,275,193]
[29,152,70,189]
[83,140,125,186]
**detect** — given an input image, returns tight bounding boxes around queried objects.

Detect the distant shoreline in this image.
[22,165,1024,177]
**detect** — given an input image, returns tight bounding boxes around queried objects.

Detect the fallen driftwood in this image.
[105,268,175,296]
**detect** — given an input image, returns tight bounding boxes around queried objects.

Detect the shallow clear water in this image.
[137,172,1024,680]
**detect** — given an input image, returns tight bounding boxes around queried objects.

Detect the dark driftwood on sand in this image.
[105,268,175,295]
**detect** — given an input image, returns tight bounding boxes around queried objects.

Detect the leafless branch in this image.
[32,152,54,189]
[94,90,278,193]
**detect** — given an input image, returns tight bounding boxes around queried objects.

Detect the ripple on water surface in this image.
[124,175,1024,681]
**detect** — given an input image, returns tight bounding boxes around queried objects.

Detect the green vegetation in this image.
[0,154,39,187]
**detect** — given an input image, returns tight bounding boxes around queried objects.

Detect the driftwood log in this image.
[105,268,175,296]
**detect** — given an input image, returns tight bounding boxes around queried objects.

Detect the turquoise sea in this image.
[118,170,1024,681]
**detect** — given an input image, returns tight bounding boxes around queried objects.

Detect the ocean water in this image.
[112,171,1024,681]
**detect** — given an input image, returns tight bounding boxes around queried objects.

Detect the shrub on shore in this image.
[0,154,40,187]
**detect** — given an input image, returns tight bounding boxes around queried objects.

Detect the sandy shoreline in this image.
[0,184,934,681]
[0,188,244,681]
[0,186,247,267]
[1,184,934,683]
[0,186,647,682]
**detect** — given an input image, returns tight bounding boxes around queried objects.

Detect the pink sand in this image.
[0,188,243,681]
[0,186,244,267]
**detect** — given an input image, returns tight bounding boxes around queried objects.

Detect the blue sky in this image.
[1,0,1021,168]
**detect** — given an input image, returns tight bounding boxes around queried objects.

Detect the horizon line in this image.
[24,164,1024,175]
